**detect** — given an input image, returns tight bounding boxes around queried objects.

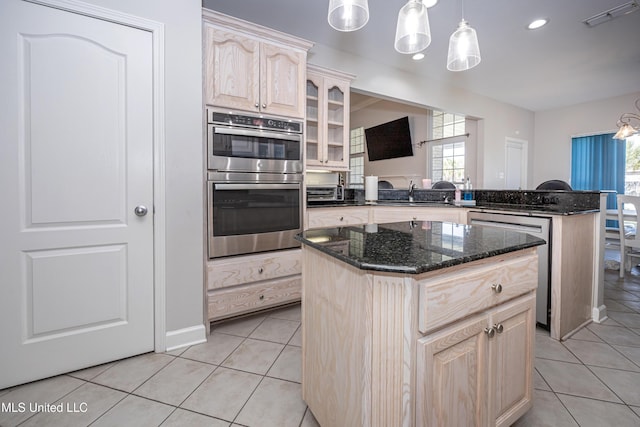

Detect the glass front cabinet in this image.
[305,65,354,170]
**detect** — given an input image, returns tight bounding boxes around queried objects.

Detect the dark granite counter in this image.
[295,221,545,274]
[308,188,601,215]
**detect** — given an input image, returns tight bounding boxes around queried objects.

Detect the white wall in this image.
[308,43,536,189]
[533,92,640,187]
[351,100,428,188]
[85,0,204,333]
[351,100,481,189]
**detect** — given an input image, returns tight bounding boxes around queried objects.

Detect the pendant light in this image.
[613,98,640,140]
[328,0,370,32]
[394,0,431,54]
[446,0,481,71]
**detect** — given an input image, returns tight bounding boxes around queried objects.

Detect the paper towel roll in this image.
[365,176,378,201]
[422,179,432,189]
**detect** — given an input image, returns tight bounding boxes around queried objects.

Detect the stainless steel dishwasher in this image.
[468,211,551,328]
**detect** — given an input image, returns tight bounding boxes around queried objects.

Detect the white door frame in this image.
[505,137,528,190]
[27,0,167,352]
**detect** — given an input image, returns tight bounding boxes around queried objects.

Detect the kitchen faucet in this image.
[408,180,416,202]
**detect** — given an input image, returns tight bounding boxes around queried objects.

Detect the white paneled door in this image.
[0,0,154,388]
[505,138,528,190]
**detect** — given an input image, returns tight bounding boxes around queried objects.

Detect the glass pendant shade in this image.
[614,123,639,140]
[328,0,369,32]
[447,19,481,71]
[394,0,431,54]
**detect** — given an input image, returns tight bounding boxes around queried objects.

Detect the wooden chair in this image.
[605,225,621,249]
[617,194,640,277]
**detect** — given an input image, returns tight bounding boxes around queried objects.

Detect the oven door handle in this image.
[213,183,300,191]
[213,126,301,142]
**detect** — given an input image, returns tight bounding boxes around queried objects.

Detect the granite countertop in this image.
[307,200,597,215]
[307,188,601,215]
[295,221,545,274]
[468,203,599,215]
[307,200,454,208]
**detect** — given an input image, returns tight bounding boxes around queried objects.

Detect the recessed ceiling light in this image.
[412,53,425,60]
[527,18,549,30]
[423,0,438,7]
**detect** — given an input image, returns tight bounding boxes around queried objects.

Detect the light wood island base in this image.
[301,246,538,427]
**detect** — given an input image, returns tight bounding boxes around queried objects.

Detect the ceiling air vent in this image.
[582,0,639,26]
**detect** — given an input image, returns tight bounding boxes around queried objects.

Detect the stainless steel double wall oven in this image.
[206,108,303,258]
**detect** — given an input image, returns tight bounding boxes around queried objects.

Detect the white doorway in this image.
[505,138,529,190]
[0,0,164,388]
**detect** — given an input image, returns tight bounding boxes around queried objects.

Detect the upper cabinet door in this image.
[204,24,260,111]
[203,12,310,119]
[261,42,306,118]
[305,65,354,170]
[305,73,324,167]
[323,78,350,168]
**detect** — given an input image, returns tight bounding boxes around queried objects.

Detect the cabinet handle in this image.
[262,103,266,109]
[255,102,259,108]
[258,267,264,274]
[412,216,417,221]
[494,323,504,334]
[259,294,265,301]
[491,284,503,293]
[339,216,344,221]
[484,327,496,338]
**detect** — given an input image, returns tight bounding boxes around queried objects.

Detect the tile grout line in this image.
[530,269,640,424]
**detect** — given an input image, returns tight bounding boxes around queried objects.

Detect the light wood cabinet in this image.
[305,205,467,230]
[203,9,311,118]
[373,206,467,225]
[418,252,538,333]
[488,295,535,427]
[206,248,301,321]
[416,294,535,427]
[306,65,354,170]
[302,246,538,427]
[549,213,595,340]
[416,314,488,426]
[306,206,371,229]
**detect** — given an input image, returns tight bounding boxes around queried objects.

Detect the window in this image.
[431,142,465,183]
[349,127,365,188]
[625,134,640,195]
[430,110,466,185]
[432,110,465,139]
[570,132,623,222]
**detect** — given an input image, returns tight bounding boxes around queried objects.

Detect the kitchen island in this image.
[306,189,603,341]
[296,221,545,427]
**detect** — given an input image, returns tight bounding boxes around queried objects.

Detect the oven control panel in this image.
[209,110,302,133]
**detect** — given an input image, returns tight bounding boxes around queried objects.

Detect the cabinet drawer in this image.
[307,207,370,229]
[207,249,301,290]
[373,207,464,224]
[418,252,537,334]
[207,275,301,321]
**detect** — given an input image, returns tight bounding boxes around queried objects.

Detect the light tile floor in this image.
[2,263,640,426]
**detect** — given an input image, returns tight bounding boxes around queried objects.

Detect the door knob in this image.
[134,205,148,217]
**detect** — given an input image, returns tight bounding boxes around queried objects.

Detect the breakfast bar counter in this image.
[296,221,544,427]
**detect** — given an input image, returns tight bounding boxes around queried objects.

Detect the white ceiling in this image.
[203,0,640,112]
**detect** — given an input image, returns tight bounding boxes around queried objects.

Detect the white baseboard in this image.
[592,305,608,323]
[164,324,207,352]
